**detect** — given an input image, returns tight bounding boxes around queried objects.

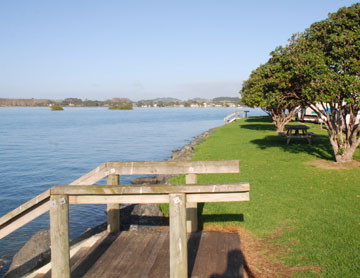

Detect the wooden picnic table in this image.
[280,125,315,145]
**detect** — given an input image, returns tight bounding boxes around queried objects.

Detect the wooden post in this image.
[107,174,120,233]
[169,193,187,278]
[185,173,198,233]
[50,194,70,278]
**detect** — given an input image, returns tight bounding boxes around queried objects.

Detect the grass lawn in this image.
[163,116,360,278]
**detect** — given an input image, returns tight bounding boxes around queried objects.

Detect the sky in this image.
[0,0,358,101]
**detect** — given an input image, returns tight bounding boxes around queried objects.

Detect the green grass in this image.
[162,116,360,278]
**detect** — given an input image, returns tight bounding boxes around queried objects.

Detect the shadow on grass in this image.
[197,204,244,230]
[251,134,335,161]
[239,116,276,131]
[244,116,272,123]
[240,124,277,131]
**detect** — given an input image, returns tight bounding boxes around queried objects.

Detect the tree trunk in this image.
[311,103,360,163]
[271,109,296,133]
[328,131,359,163]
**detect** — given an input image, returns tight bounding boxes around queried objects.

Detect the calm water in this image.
[0,107,265,275]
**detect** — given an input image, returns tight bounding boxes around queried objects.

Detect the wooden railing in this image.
[0,160,250,278]
[224,110,250,124]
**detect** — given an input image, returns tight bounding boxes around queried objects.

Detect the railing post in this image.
[50,194,70,278]
[169,193,187,278]
[186,173,198,233]
[107,174,120,233]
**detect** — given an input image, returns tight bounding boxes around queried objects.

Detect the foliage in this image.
[50,104,64,111]
[162,118,360,277]
[295,4,360,162]
[240,52,301,132]
[108,103,133,110]
[241,4,360,162]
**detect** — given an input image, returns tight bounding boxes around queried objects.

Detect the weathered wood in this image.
[69,163,108,185]
[69,195,170,204]
[51,183,250,195]
[26,234,103,278]
[186,174,198,233]
[187,192,250,203]
[106,174,120,233]
[0,200,50,240]
[68,192,249,205]
[169,193,187,278]
[30,231,246,278]
[0,190,50,227]
[224,110,250,123]
[105,160,240,175]
[49,195,70,278]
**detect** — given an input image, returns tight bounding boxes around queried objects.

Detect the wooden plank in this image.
[69,192,249,205]
[69,195,169,204]
[0,190,50,227]
[106,174,120,233]
[137,232,168,277]
[84,232,133,277]
[51,183,250,195]
[186,174,198,233]
[187,192,250,203]
[190,232,219,276]
[0,200,50,240]
[114,232,155,277]
[69,163,107,185]
[25,234,104,278]
[105,160,240,175]
[149,233,170,277]
[71,232,123,277]
[49,195,70,278]
[169,193,187,278]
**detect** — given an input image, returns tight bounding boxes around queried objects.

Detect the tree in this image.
[241,50,301,132]
[291,4,360,162]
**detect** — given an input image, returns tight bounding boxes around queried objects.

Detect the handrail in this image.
[0,160,240,240]
[224,110,249,124]
[0,190,50,240]
[0,160,246,278]
[0,163,107,240]
[49,182,250,278]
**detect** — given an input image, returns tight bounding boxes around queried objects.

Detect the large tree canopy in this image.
[241,3,360,162]
[294,4,360,162]
[241,47,301,132]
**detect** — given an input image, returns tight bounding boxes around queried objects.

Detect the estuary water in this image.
[0,107,265,275]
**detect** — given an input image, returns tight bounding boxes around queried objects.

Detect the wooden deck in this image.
[38,230,246,278]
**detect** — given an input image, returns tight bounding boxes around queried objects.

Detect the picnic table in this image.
[279,125,316,145]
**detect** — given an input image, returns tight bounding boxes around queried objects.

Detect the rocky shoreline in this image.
[4,127,217,278]
[131,127,217,185]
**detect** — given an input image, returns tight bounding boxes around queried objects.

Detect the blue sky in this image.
[0,0,358,101]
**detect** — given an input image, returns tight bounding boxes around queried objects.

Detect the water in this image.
[0,107,265,275]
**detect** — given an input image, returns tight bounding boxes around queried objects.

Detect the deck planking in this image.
[38,230,245,278]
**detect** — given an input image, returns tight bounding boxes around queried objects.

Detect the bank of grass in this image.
[162,116,360,278]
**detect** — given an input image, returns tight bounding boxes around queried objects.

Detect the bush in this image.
[108,104,133,110]
[50,104,64,111]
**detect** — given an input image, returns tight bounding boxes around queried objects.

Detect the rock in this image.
[5,230,50,278]
[120,203,166,231]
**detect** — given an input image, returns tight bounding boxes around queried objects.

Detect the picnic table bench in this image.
[279,125,317,145]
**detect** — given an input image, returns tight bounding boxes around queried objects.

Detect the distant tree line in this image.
[1,97,244,108]
[0,98,54,106]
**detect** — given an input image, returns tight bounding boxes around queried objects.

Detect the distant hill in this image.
[189,98,209,102]
[142,97,182,103]
[212,97,241,102]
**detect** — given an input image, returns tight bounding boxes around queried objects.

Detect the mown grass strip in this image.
[163,116,360,278]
